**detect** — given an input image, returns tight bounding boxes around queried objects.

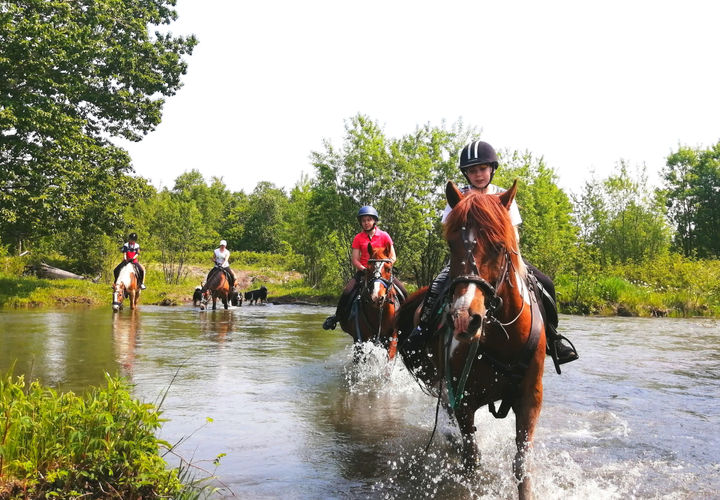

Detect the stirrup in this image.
[548,334,579,374]
[322,315,337,330]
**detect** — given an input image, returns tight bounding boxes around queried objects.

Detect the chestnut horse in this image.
[339,243,402,358]
[396,181,545,500]
[200,266,231,310]
[112,263,141,312]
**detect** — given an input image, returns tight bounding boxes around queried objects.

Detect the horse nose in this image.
[452,310,484,341]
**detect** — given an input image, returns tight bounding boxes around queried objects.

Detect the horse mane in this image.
[443,191,525,275]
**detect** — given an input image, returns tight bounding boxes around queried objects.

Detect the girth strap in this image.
[487,283,543,418]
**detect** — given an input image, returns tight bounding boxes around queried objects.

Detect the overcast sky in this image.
[120,0,720,196]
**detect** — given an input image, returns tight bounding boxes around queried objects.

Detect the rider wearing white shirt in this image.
[402,140,578,374]
[208,240,236,289]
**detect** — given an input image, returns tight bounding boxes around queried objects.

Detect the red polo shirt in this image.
[352,229,393,267]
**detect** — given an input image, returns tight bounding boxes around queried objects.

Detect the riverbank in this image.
[1,257,718,317]
[0,261,337,309]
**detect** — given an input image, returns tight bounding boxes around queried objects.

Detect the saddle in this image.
[209,266,233,285]
[527,270,578,374]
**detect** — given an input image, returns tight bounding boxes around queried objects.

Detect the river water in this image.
[1,305,718,499]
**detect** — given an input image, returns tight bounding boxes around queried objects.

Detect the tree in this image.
[149,190,205,284]
[573,162,671,264]
[0,0,196,251]
[234,182,290,253]
[493,150,577,278]
[307,115,474,288]
[171,170,230,248]
[663,141,720,258]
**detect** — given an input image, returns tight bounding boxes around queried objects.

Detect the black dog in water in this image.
[244,285,267,305]
[192,285,203,306]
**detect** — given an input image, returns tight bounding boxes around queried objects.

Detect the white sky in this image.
[120,0,720,196]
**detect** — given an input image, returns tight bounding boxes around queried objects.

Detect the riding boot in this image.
[323,278,358,331]
[133,263,146,289]
[546,322,579,374]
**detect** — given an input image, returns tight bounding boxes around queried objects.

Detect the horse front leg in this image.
[129,291,136,310]
[223,294,229,309]
[455,407,479,471]
[513,387,543,499]
[212,293,217,310]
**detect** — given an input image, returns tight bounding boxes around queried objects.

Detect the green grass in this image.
[3,253,719,316]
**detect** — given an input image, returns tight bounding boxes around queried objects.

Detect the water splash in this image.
[343,341,417,395]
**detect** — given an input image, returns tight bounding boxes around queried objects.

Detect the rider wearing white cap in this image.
[209,239,237,289]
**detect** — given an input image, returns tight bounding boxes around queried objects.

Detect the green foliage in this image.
[0,0,196,254]
[149,190,207,284]
[307,114,473,289]
[231,182,291,253]
[556,252,720,317]
[171,171,228,249]
[572,162,671,265]
[0,373,183,498]
[663,141,720,258]
[494,150,577,278]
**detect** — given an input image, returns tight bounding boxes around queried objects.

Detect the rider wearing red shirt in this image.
[113,232,146,289]
[323,206,407,330]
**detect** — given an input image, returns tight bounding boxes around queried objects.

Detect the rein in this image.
[443,224,527,410]
[355,258,398,342]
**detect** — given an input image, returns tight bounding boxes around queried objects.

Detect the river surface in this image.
[1,305,718,499]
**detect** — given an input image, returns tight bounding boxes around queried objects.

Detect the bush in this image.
[0,374,183,498]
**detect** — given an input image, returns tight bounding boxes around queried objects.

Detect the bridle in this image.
[364,258,394,299]
[356,258,397,341]
[112,283,125,309]
[449,224,524,340]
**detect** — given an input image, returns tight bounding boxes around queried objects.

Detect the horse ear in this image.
[498,180,518,210]
[446,181,463,208]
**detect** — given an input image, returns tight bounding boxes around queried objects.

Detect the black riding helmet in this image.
[128,232,138,241]
[458,140,499,186]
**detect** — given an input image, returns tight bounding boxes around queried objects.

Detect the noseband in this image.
[364,258,394,300]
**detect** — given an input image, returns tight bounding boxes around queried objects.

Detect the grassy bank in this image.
[0,253,336,309]
[0,373,209,499]
[2,253,718,317]
[555,254,720,317]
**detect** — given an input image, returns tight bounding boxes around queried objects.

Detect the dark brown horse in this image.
[112,263,141,312]
[396,181,546,500]
[200,267,231,310]
[339,243,401,358]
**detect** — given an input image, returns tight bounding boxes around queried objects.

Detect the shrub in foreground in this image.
[0,374,182,499]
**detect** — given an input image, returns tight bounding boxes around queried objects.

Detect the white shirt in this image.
[441,184,522,226]
[214,247,230,267]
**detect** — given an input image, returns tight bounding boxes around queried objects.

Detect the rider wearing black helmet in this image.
[322,205,407,330]
[402,140,577,374]
[113,232,146,289]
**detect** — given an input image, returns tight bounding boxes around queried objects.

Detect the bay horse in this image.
[200,266,231,310]
[339,243,402,358]
[112,262,141,312]
[396,181,545,500]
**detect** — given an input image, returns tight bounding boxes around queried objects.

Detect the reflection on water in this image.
[1,307,719,498]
